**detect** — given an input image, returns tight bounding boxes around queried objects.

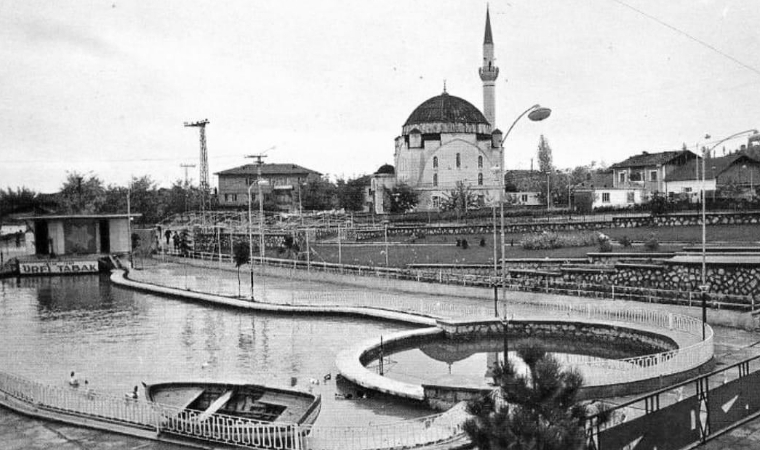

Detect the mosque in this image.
[373,7,503,213]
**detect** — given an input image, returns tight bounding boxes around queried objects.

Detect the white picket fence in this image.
[0,370,472,450]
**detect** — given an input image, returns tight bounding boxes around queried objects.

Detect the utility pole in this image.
[246,154,268,266]
[184,119,210,210]
[180,164,196,186]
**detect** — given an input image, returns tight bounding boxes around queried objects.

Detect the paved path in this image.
[3,257,760,449]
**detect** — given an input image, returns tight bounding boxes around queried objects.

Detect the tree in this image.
[336,175,370,211]
[388,183,419,213]
[537,135,554,174]
[440,181,479,218]
[58,171,106,214]
[0,186,44,218]
[162,179,203,216]
[464,341,589,450]
[649,192,668,216]
[232,241,250,298]
[300,176,337,211]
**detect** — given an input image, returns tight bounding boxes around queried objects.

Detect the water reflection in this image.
[377,335,655,386]
[0,274,430,426]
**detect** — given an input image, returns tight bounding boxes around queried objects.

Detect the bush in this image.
[598,239,613,253]
[644,233,660,251]
[520,231,598,250]
[619,235,633,248]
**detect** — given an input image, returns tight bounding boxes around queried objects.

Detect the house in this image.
[609,150,697,196]
[505,192,542,207]
[503,170,544,206]
[215,163,322,212]
[664,153,760,202]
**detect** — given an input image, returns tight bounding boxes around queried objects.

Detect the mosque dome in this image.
[402,92,491,136]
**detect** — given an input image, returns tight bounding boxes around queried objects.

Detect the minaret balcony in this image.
[479,66,499,82]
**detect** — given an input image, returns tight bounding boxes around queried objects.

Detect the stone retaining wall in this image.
[409,259,759,307]
[437,319,677,353]
[355,212,760,240]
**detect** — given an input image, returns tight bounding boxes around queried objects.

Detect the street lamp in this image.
[699,129,758,339]
[498,104,552,363]
[247,183,256,299]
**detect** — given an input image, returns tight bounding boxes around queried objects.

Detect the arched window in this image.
[433,156,438,169]
[433,174,438,187]
[478,156,483,169]
[478,173,483,185]
[456,153,461,168]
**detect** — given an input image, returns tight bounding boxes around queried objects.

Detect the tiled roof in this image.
[574,171,614,189]
[665,153,759,182]
[609,150,693,169]
[215,163,321,177]
[404,93,488,127]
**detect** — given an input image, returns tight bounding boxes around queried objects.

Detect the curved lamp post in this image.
[498,104,552,363]
[700,128,758,339]
[247,183,256,299]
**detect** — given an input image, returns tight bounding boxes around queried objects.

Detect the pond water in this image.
[0,274,432,427]
[372,336,652,386]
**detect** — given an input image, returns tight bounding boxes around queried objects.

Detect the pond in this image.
[0,274,432,427]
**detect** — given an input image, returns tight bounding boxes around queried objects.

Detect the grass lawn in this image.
[602,224,760,244]
[307,223,758,267]
[310,231,683,268]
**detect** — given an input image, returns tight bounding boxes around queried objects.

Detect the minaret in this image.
[479,6,499,127]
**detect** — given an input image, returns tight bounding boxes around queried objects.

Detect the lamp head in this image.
[528,106,552,122]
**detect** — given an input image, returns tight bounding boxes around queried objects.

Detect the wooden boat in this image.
[143,381,321,426]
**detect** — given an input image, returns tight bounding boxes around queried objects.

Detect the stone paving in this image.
[0,407,191,450]
[2,256,760,449]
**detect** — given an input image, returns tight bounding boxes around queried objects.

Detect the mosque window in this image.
[433,174,438,187]
[478,156,483,169]
[478,173,483,185]
[433,156,438,169]
[456,153,461,169]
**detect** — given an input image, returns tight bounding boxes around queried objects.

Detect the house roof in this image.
[609,150,695,169]
[665,153,760,182]
[574,171,614,189]
[215,163,321,177]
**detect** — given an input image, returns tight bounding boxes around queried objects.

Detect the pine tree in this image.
[464,340,589,450]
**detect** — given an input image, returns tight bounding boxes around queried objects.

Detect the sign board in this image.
[19,261,99,276]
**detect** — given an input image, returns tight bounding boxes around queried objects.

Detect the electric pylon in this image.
[180,163,196,186]
[184,119,210,209]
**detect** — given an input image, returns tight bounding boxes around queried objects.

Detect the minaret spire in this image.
[479,5,499,127]
[484,6,493,45]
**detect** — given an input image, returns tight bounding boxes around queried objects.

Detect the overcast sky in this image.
[2,0,759,193]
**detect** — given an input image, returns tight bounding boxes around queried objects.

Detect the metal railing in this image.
[585,353,760,450]
[175,250,755,311]
[0,370,307,449]
[150,254,715,389]
[307,401,470,450]
[147,254,714,388]
[0,368,472,450]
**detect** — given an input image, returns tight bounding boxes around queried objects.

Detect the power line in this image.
[609,0,760,78]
